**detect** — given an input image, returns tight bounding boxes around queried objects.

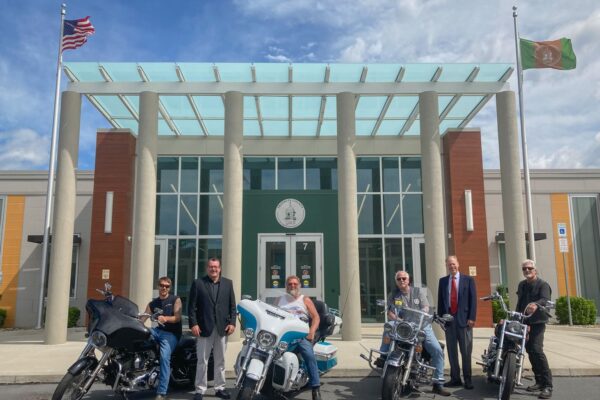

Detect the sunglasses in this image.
[522,267,535,271]
[396,277,408,281]
[158,284,171,288]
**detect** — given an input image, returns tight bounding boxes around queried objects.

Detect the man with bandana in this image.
[277,275,322,400]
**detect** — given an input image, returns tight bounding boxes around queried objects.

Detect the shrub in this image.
[68,307,81,328]
[492,285,510,323]
[0,308,6,328]
[555,296,597,325]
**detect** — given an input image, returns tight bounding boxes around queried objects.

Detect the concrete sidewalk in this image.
[1,324,599,384]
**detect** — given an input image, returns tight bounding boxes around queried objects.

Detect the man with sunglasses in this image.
[516,259,553,399]
[376,271,450,396]
[143,276,182,400]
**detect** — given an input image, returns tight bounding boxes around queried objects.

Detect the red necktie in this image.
[450,276,458,314]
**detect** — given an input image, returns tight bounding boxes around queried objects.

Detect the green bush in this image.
[68,307,81,328]
[0,308,7,328]
[555,296,597,325]
[492,285,509,323]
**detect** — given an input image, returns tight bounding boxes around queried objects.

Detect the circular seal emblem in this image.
[275,199,305,228]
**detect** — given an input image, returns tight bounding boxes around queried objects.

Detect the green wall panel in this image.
[242,190,340,308]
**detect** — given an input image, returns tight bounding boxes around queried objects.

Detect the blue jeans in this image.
[379,325,445,384]
[151,328,179,395]
[296,338,320,388]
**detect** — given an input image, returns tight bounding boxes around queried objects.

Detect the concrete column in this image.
[45,91,81,344]
[496,91,527,308]
[336,92,362,341]
[419,91,447,308]
[222,91,243,342]
[130,91,158,311]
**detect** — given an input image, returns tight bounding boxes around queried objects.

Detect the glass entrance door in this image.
[258,233,323,301]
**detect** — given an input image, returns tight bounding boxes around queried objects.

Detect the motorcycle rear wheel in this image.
[499,352,517,400]
[382,365,410,400]
[52,361,96,400]
[236,377,259,400]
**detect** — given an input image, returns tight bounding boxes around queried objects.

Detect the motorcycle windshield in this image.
[388,285,435,329]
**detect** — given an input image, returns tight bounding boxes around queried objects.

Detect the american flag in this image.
[62,17,95,52]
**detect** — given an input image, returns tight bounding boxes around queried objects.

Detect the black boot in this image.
[432,384,451,397]
[312,387,322,400]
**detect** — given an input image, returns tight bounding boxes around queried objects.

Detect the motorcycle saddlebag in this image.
[313,341,338,373]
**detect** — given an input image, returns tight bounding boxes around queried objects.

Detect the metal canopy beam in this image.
[66,81,510,96]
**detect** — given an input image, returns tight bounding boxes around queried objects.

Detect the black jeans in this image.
[526,323,553,388]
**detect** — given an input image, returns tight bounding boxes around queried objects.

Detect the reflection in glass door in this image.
[153,238,168,297]
[258,234,323,301]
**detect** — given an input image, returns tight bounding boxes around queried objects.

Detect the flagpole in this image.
[36,3,67,329]
[512,5,536,262]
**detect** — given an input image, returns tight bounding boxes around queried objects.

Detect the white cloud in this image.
[0,129,50,170]
[266,54,292,63]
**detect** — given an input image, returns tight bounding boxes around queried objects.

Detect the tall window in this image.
[356,156,424,322]
[243,156,337,190]
[156,156,224,297]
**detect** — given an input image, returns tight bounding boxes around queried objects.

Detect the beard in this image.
[286,287,300,297]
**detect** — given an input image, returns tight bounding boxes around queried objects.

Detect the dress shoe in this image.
[464,380,474,390]
[527,383,543,392]
[432,384,451,397]
[155,395,167,400]
[193,393,203,400]
[312,387,322,400]
[215,389,232,399]
[443,379,463,387]
[538,387,553,399]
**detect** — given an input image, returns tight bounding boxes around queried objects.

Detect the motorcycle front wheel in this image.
[499,352,517,400]
[382,365,410,400]
[52,359,97,400]
[236,377,259,400]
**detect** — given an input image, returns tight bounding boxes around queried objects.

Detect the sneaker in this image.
[443,379,463,387]
[527,383,543,392]
[432,384,451,397]
[538,388,552,399]
[215,389,232,399]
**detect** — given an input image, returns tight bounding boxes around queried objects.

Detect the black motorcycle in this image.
[52,283,197,400]
[478,292,554,400]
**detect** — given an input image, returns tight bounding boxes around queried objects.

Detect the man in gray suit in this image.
[189,258,237,400]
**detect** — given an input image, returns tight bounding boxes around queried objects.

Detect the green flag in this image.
[520,37,576,70]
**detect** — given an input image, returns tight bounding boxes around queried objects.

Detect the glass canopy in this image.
[63,62,513,137]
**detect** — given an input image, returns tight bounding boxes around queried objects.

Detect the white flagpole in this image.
[36,3,67,329]
[512,5,536,262]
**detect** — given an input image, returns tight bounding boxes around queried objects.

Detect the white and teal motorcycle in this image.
[234,292,341,400]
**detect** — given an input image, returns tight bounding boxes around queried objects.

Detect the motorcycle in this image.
[478,292,554,400]
[234,292,341,400]
[52,283,197,400]
[361,286,452,399]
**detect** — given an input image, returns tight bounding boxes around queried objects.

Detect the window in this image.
[0,197,5,286]
[44,245,79,298]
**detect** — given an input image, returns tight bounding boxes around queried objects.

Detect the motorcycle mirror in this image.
[154,308,163,315]
[104,282,112,292]
[376,299,386,307]
[546,301,556,309]
[241,294,253,301]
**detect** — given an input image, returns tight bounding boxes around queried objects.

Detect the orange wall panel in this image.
[550,194,577,296]
[0,196,25,327]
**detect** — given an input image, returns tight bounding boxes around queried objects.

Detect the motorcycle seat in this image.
[312,300,336,343]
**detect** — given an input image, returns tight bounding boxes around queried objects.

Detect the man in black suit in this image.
[189,258,237,400]
[437,255,477,390]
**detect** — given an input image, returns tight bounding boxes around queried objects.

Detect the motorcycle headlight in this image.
[383,322,394,335]
[395,321,415,340]
[91,331,107,348]
[507,321,523,335]
[257,330,276,349]
[244,328,255,339]
[278,341,289,352]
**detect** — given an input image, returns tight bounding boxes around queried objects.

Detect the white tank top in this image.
[278,294,308,319]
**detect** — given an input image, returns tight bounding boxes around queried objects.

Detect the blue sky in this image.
[1,0,599,170]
